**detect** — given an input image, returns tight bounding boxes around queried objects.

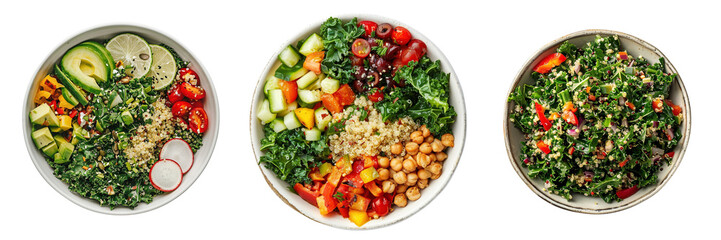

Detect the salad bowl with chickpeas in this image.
[251,15,466,229]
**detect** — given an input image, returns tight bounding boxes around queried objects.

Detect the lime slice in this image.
[106,33,153,78]
[148,44,177,90]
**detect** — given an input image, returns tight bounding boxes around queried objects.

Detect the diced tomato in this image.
[279,80,298,104]
[665,100,682,116]
[534,102,552,131]
[533,53,566,74]
[333,84,356,106]
[619,159,629,168]
[368,90,384,102]
[293,183,319,207]
[625,101,636,111]
[616,185,639,199]
[652,98,664,112]
[321,93,343,114]
[371,196,390,217]
[666,151,675,158]
[362,155,378,168]
[304,51,324,74]
[69,109,78,119]
[179,82,206,100]
[562,111,578,126]
[352,160,365,175]
[167,84,184,103]
[364,181,383,197]
[537,140,551,154]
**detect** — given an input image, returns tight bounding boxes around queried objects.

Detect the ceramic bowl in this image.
[250,15,466,229]
[504,29,691,214]
[23,25,219,215]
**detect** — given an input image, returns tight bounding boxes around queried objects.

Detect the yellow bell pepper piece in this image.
[34,90,52,104]
[348,210,370,227]
[294,108,315,129]
[360,167,379,183]
[40,75,63,91]
[58,115,72,131]
[58,95,76,109]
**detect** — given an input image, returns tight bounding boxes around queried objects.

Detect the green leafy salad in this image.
[508,35,683,202]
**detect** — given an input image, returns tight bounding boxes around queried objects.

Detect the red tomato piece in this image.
[293,183,319,207]
[333,84,356,106]
[279,80,298,104]
[368,90,384,102]
[537,140,551,154]
[652,98,664,112]
[533,53,567,74]
[351,39,371,58]
[406,39,427,57]
[321,93,343,114]
[304,51,324,74]
[171,101,192,118]
[189,100,204,109]
[362,155,378,169]
[358,20,378,38]
[665,100,682,116]
[391,26,412,45]
[179,82,206,100]
[561,110,578,126]
[167,84,184,103]
[187,107,209,134]
[400,48,420,66]
[616,185,638,199]
[178,67,200,84]
[371,196,390,217]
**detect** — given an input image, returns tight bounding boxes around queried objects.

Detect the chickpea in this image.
[428,162,443,175]
[419,142,432,154]
[431,170,442,180]
[393,171,407,185]
[420,125,431,138]
[417,169,431,180]
[410,131,424,144]
[431,139,445,153]
[435,152,448,162]
[378,156,390,168]
[396,184,408,194]
[402,158,417,172]
[416,153,431,168]
[441,134,455,147]
[406,186,421,201]
[390,157,403,172]
[428,152,437,162]
[394,193,408,207]
[405,142,419,155]
[378,168,390,180]
[382,180,396,193]
[425,135,434,143]
[390,142,404,155]
[417,179,429,189]
[406,172,418,186]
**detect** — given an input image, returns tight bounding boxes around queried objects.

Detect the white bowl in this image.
[504,29,691,214]
[23,25,219,215]
[250,15,466,229]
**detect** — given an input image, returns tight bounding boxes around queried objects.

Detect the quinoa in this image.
[123,99,176,170]
[329,96,418,158]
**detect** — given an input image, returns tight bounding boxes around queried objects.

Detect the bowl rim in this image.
[503,29,692,214]
[249,14,467,229]
[22,24,220,215]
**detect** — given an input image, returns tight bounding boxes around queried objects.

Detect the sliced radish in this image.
[159,138,194,174]
[149,159,183,192]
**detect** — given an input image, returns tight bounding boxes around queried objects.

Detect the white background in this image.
[2,0,718,239]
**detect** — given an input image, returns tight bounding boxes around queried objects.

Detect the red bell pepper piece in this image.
[665,100,682,116]
[316,182,338,215]
[534,102,552,131]
[537,140,551,154]
[279,80,298,104]
[616,185,639,199]
[364,181,383,197]
[293,183,319,207]
[362,155,378,168]
[533,53,566,74]
[561,110,578,126]
[349,193,371,212]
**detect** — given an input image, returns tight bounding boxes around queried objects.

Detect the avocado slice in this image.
[31,127,54,149]
[53,141,74,164]
[29,103,60,127]
[54,65,88,105]
[61,44,106,94]
[41,141,58,157]
[79,41,115,81]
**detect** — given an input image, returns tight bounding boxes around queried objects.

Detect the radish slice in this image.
[159,138,194,174]
[149,159,183,192]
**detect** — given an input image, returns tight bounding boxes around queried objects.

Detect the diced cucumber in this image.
[296,71,318,89]
[303,127,322,141]
[307,73,324,90]
[600,83,616,94]
[297,98,315,109]
[278,45,302,67]
[284,111,302,130]
[268,89,287,113]
[314,107,332,131]
[298,33,324,56]
[257,99,276,124]
[264,76,282,95]
[298,89,321,104]
[270,118,287,133]
[277,101,298,117]
[321,77,340,94]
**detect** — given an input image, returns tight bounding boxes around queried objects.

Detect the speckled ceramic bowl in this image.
[504,29,691,214]
[250,15,466,229]
[23,25,219,215]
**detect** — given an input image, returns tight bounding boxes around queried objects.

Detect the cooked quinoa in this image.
[124,98,176,170]
[329,96,418,158]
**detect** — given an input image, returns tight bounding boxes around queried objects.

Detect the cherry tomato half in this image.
[391,26,412,45]
[368,90,384,102]
[180,82,206,100]
[171,101,192,118]
[407,39,427,57]
[358,20,378,38]
[188,107,208,134]
[371,196,390,217]
[167,84,184,103]
[400,48,420,66]
[178,67,200,84]
[189,100,204,109]
[351,38,371,58]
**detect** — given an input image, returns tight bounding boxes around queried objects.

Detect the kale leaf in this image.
[319,17,364,84]
[259,126,330,186]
